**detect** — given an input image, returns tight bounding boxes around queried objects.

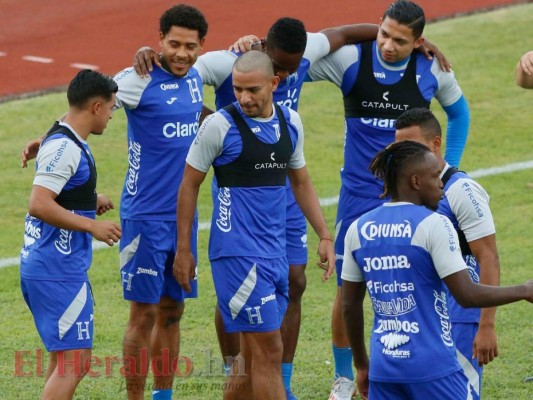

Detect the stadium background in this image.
[0,0,526,100]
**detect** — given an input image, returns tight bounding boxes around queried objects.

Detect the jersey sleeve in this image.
[446,178,496,242]
[33,138,82,194]
[194,51,237,88]
[432,62,464,107]
[113,67,150,109]
[287,109,306,169]
[341,219,365,282]
[413,213,468,279]
[303,32,331,66]
[186,112,230,172]
[306,44,359,89]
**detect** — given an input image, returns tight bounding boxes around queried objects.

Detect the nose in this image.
[382,38,394,52]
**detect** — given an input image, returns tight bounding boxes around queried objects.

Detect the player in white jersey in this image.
[342,140,533,400]
[395,108,499,398]
[305,2,469,397]
[20,69,121,400]
[174,50,335,400]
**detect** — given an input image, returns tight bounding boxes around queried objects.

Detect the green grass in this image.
[1,3,532,399]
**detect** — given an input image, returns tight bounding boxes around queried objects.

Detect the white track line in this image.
[22,55,54,63]
[70,63,99,70]
[0,51,6,57]
[1,160,532,269]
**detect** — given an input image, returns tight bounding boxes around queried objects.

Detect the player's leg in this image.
[224,333,253,400]
[150,297,185,396]
[120,219,169,399]
[41,348,92,400]
[215,303,241,373]
[44,352,57,382]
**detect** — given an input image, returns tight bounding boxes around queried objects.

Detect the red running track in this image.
[0,0,524,100]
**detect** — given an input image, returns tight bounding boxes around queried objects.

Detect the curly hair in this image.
[160,4,208,39]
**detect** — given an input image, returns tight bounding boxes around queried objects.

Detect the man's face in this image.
[416,152,443,211]
[233,69,279,118]
[396,125,437,154]
[376,16,423,63]
[92,93,116,135]
[160,26,204,77]
[265,47,303,82]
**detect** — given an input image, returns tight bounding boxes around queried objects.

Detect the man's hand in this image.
[133,47,161,78]
[356,368,369,400]
[419,38,452,72]
[21,139,41,168]
[96,194,115,216]
[228,35,263,53]
[173,250,196,292]
[316,237,335,282]
[90,220,121,247]
[472,324,498,366]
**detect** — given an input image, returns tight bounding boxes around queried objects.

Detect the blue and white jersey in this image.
[186,103,305,261]
[114,65,203,221]
[438,164,495,323]
[342,202,468,383]
[307,42,466,198]
[195,32,330,111]
[20,122,96,281]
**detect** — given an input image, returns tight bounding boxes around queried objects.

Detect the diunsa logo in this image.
[160,83,179,91]
[360,220,412,241]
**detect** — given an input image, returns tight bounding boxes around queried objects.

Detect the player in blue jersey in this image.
[341,140,533,400]
[20,69,121,400]
[132,18,448,399]
[394,108,500,398]
[110,5,208,400]
[174,50,335,400]
[516,50,533,88]
[305,2,470,397]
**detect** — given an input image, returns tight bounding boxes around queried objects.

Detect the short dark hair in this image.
[160,4,208,39]
[383,0,425,39]
[67,69,118,108]
[266,17,307,54]
[370,140,431,199]
[396,108,442,139]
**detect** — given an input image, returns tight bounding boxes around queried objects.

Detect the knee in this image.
[288,268,307,302]
[157,301,184,327]
[126,303,157,333]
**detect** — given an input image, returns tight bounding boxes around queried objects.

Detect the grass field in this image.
[0,3,532,399]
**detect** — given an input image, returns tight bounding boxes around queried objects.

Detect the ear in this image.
[198,37,205,49]
[432,135,442,152]
[413,36,424,50]
[92,100,102,116]
[271,75,280,91]
[159,31,164,48]
[410,174,421,190]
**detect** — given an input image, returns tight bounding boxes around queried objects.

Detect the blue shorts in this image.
[453,322,482,399]
[212,177,308,266]
[370,370,470,400]
[335,187,385,286]
[211,256,289,333]
[285,187,308,265]
[120,219,198,304]
[21,279,94,352]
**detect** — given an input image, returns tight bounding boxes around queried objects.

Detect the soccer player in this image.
[173,50,335,400]
[132,18,449,399]
[395,108,499,398]
[20,69,121,400]
[111,5,208,400]
[341,140,533,400]
[516,50,533,88]
[305,2,470,397]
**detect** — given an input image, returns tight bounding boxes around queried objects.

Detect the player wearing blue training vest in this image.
[306,2,470,396]
[112,5,208,400]
[342,140,533,400]
[174,50,335,400]
[20,69,121,400]
[395,108,500,399]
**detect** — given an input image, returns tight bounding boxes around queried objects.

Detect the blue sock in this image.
[282,362,293,391]
[224,363,232,376]
[332,344,354,381]
[152,389,172,400]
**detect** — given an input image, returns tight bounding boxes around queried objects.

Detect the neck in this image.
[63,113,91,141]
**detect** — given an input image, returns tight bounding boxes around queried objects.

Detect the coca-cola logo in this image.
[126,140,141,196]
[54,229,73,255]
[215,187,232,233]
[433,290,453,347]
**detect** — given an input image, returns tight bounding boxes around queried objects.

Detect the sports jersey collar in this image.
[58,121,87,144]
[236,103,276,122]
[375,42,410,71]
[383,201,413,207]
[440,163,452,179]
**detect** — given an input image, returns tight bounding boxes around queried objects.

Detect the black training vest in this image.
[442,166,472,256]
[44,122,97,211]
[344,41,430,119]
[214,104,292,188]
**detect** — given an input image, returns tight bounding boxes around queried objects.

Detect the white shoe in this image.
[328,377,355,400]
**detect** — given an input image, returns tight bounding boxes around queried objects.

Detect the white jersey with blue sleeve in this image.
[20,122,96,281]
[114,65,203,221]
[342,202,468,383]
